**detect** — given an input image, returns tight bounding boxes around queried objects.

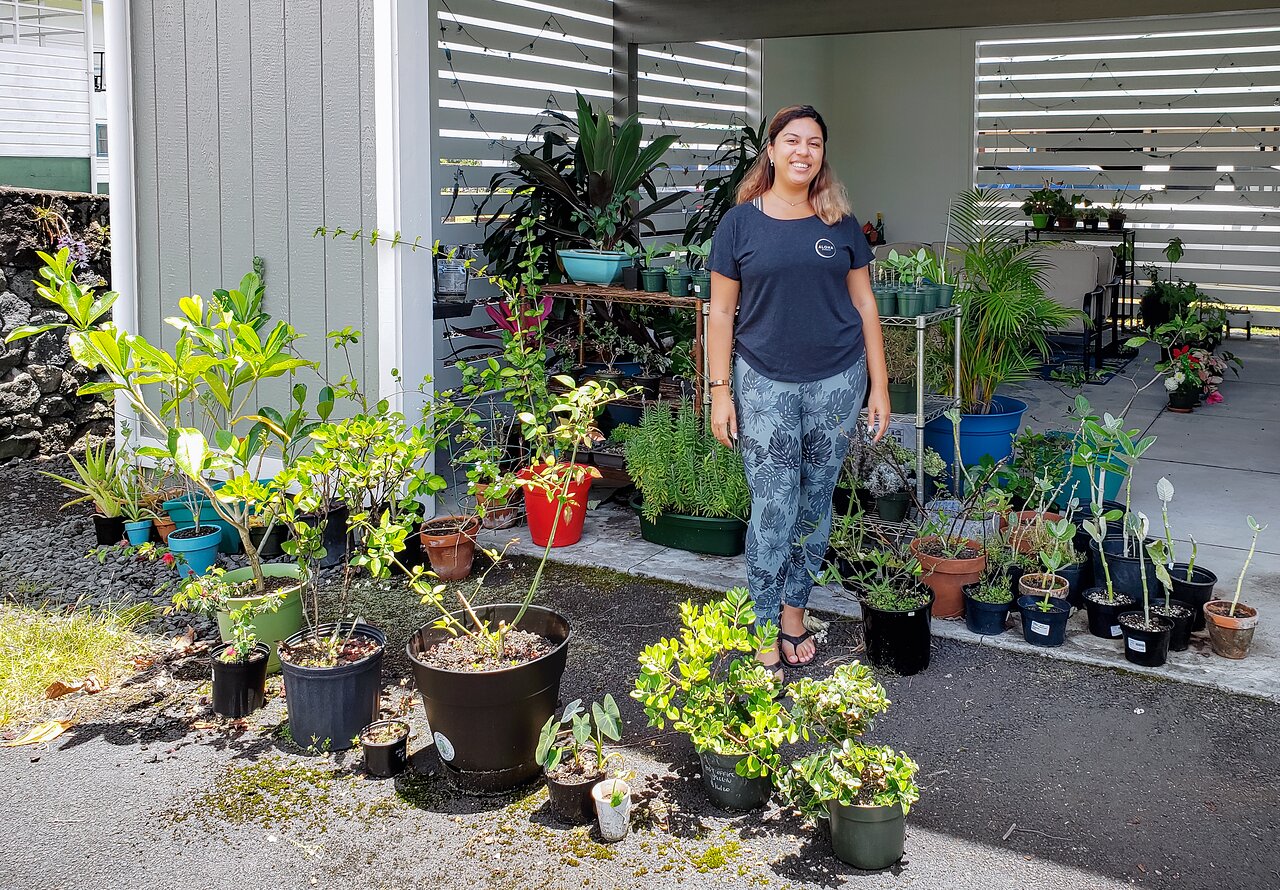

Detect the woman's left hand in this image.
[866,385,891,442]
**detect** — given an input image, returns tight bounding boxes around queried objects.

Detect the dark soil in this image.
[421,516,478,537]
[1206,601,1257,619]
[361,721,409,745]
[916,538,980,560]
[419,627,553,671]
[278,634,383,668]
[547,752,603,783]
[170,525,219,541]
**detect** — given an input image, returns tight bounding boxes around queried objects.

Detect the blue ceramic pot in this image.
[124,519,153,546]
[924,396,1027,489]
[167,525,222,577]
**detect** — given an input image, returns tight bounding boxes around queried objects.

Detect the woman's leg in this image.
[779,357,869,664]
[733,356,803,648]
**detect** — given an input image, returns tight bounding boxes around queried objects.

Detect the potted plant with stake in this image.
[1203,517,1268,659]
[42,437,127,546]
[170,567,285,718]
[778,665,917,871]
[633,587,795,810]
[615,401,750,556]
[537,694,622,824]
[360,720,411,779]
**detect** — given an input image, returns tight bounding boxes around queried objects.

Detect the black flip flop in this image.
[778,629,817,666]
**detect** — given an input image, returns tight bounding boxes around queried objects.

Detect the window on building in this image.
[94,51,105,92]
[96,124,107,157]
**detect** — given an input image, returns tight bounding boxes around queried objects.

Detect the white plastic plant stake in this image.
[591,778,631,841]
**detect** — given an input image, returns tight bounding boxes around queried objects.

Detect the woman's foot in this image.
[779,606,817,665]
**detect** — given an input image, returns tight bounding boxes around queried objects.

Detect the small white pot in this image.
[591,778,632,841]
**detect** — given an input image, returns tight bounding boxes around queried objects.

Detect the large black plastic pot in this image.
[1083,588,1139,639]
[699,751,771,811]
[248,522,289,560]
[406,604,570,793]
[92,514,126,546]
[210,642,270,718]
[299,504,351,569]
[1170,564,1217,631]
[860,590,933,676]
[1119,613,1173,667]
[962,584,1011,636]
[547,768,605,824]
[1088,535,1159,599]
[829,801,906,870]
[280,622,385,752]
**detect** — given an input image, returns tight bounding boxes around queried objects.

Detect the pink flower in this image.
[1206,391,1224,404]
[161,552,175,565]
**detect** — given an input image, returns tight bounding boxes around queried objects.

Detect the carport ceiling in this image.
[615,0,1280,43]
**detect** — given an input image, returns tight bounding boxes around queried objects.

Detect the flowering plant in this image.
[1163,347,1205,396]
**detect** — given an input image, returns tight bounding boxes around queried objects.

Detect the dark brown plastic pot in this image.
[546,767,604,824]
[1083,588,1140,639]
[406,604,570,793]
[210,642,270,718]
[420,515,480,581]
[361,719,410,778]
[1151,599,1196,652]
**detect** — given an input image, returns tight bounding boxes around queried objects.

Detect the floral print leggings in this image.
[733,353,868,630]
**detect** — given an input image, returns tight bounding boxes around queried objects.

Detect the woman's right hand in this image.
[711,390,738,449]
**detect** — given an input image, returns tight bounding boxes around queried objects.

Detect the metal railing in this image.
[0,0,87,46]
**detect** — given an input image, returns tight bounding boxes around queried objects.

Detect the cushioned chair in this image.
[1034,245,1108,369]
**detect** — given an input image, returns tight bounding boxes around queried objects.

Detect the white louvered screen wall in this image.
[430,0,752,246]
[975,20,1280,328]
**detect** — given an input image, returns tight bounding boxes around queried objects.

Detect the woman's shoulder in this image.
[831,212,864,231]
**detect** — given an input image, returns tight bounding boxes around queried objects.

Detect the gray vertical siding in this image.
[130,0,378,389]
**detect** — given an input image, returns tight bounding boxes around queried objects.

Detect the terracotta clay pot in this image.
[153,514,177,543]
[1203,600,1259,660]
[910,536,986,619]
[1001,510,1063,555]
[473,483,521,530]
[420,515,480,580]
[1017,572,1069,601]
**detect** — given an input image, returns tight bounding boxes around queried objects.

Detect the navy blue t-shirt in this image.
[709,202,874,382]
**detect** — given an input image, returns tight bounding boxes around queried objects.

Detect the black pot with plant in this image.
[538,695,622,824]
[279,622,386,752]
[963,579,1012,636]
[861,585,934,675]
[211,641,271,718]
[361,719,410,778]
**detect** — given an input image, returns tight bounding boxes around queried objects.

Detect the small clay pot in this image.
[420,515,480,580]
[910,536,986,619]
[153,514,177,543]
[1203,600,1259,660]
[473,484,521,530]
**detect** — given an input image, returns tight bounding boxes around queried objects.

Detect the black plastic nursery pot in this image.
[92,514,126,546]
[406,604,570,793]
[361,720,410,778]
[248,522,289,560]
[1119,613,1174,667]
[546,768,605,824]
[1057,560,1091,608]
[1083,588,1140,639]
[1170,564,1218,631]
[699,751,771,811]
[1017,595,1071,647]
[299,503,351,569]
[828,801,906,871]
[279,622,385,753]
[860,590,934,676]
[210,642,270,718]
[1151,599,1196,652]
[1088,536,1159,600]
[874,492,911,523]
[630,494,747,557]
[963,585,1011,636]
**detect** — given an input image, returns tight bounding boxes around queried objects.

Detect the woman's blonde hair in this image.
[736,104,851,226]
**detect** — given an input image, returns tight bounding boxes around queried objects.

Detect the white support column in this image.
[103,0,138,447]
[374,0,434,419]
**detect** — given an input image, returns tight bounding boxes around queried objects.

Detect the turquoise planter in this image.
[124,519,153,546]
[558,249,630,286]
[162,494,242,554]
[167,526,222,577]
[924,396,1028,490]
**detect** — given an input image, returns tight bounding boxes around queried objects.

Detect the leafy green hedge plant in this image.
[614,401,749,523]
[632,587,794,779]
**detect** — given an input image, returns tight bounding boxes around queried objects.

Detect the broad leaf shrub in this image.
[632,588,793,778]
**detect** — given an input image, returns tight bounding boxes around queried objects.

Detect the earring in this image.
[769,158,774,167]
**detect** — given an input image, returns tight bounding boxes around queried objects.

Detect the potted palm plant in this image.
[615,401,750,556]
[633,588,795,810]
[924,190,1084,481]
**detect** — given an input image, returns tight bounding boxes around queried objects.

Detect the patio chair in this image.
[1034,244,1108,369]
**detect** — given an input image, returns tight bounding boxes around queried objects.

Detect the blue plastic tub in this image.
[925,395,1027,488]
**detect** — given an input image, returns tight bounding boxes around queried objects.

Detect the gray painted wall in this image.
[129,0,378,393]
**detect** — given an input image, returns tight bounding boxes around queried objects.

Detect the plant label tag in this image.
[1128,638,1148,653]
[1111,624,1122,636]
[1031,620,1051,636]
[433,731,455,762]
[907,612,915,617]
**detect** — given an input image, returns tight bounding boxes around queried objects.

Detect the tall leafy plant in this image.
[933,189,1084,413]
[683,119,767,247]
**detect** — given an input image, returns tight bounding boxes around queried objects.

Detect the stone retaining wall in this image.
[0,186,112,460]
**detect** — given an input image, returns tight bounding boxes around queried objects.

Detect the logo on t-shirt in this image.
[815,238,836,258]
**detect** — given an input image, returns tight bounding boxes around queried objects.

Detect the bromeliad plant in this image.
[537,694,623,777]
[633,587,796,780]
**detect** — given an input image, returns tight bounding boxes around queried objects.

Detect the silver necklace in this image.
[770,187,808,208]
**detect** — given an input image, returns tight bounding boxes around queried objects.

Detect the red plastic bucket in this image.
[519,464,594,547]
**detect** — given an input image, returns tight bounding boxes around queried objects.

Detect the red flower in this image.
[161,552,175,565]
[1171,346,1188,359]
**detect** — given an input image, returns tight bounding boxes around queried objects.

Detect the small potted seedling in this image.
[591,776,632,841]
[1016,519,1073,647]
[360,719,411,778]
[537,694,623,824]
[1203,517,1268,659]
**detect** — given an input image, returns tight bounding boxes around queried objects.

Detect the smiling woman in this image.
[705,104,893,680]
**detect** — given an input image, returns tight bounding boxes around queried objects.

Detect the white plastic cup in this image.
[591,778,632,841]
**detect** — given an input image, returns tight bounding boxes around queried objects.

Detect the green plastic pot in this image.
[691,270,712,298]
[216,564,305,673]
[1031,213,1050,230]
[629,494,746,556]
[665,270,692,297]
[875,492,911,523]
[919,285,941,313]
[897,289,925,317]
[828,801,906,870]
[875,291,898,317]
[887,382,918,415]
[935,284,955,308]
[640,268,666,292]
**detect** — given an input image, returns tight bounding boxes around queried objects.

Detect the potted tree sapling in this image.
[1015,519,1074,647]
[616,401,750,556]
[633,587,796,810]
[1203,517,1268,659]
[537,694,622,824]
